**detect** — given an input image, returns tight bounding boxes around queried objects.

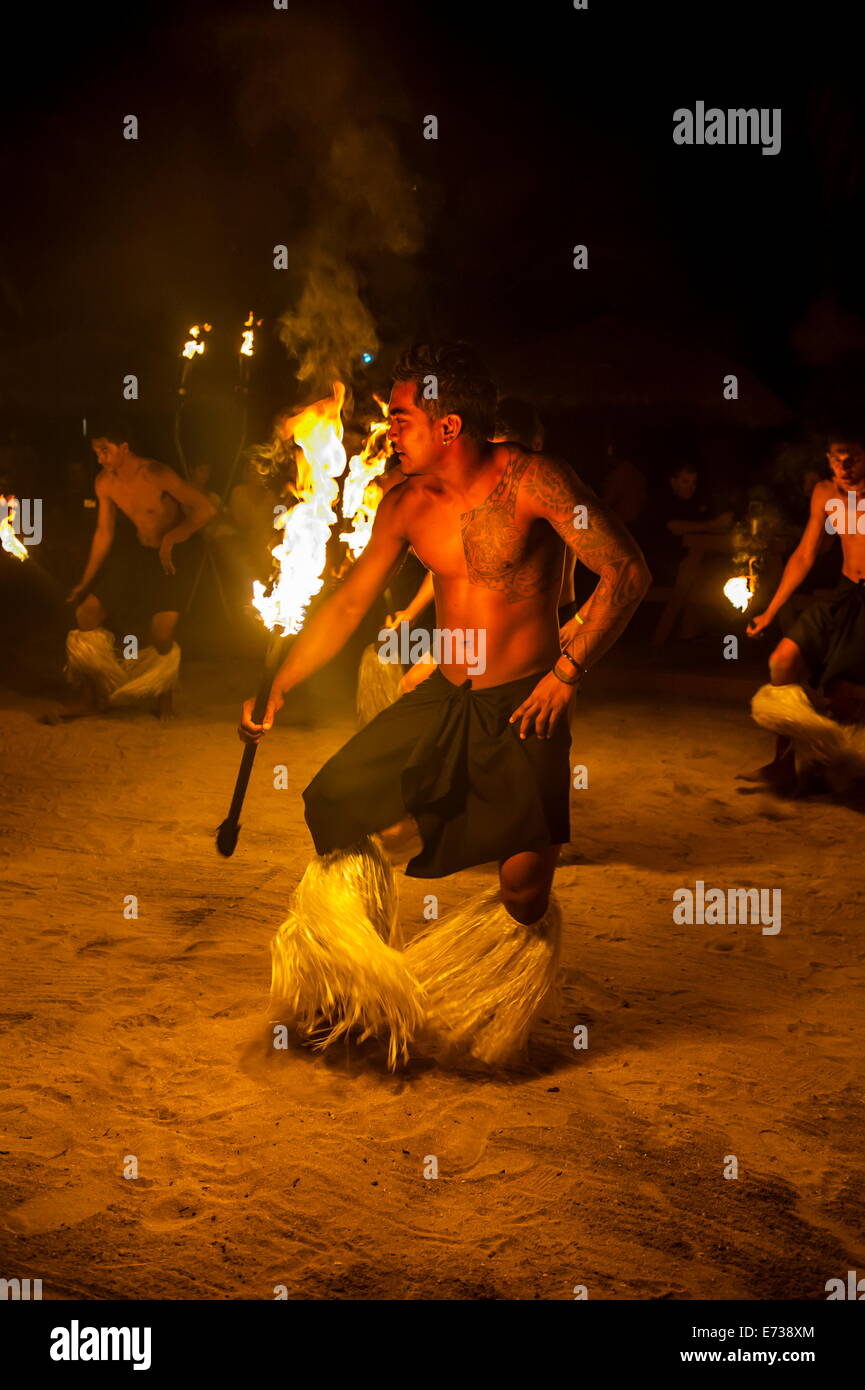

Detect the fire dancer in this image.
[64,419,215,717]
[240,343,650,1068]
[744,427,865,793]
[386,394,576,697]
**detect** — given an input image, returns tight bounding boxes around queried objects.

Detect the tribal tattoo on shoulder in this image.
[460,448,547,600]
[523,454,649,659]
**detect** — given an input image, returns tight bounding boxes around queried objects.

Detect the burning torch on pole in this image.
[723,502,770,616]
[225,312,262,497]
[174,322,212,479]
[216,383,349,857]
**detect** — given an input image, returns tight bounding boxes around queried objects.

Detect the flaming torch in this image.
[723,568,755,613]
[216,383,348,857]
[175,322,212,480]
[239,311,262,381]
[229,311,262,484]
[337,399,406,724]
[0,497,28,561]
[723,502,769,615]
[178,322,212,394]
[339,396,390,559]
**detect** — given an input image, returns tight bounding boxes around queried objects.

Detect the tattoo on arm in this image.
[524,456,649,666]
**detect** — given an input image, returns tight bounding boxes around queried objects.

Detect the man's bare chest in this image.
[107,479,177,526]
[408,495,553,594]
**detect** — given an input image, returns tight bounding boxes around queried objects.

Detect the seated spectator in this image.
[640,464,733,587]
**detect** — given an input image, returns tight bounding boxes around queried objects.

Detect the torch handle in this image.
[216,662,280,856]
[229,665,274,802]
[250,665,276,725]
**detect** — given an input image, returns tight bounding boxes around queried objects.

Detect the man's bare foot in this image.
[737,749,799,796]
[49,687,105,721]
[738,762,778,783]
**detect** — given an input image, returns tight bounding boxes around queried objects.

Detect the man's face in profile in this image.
[387,381,449,475]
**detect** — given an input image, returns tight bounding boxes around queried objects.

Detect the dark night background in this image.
[5,7,865,1321]
[1,0,863,574]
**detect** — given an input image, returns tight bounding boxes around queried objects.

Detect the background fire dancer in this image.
[62,418,215,718]
[745,425,865,793]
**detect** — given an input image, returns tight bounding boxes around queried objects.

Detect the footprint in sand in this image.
[1,1184,112,1235]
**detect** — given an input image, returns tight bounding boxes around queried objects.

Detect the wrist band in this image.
[552,662,581,686]
[560,647,588,678]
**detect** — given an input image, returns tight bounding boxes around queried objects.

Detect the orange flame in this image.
[252,383,348,634]
[723,574,754,612]
[0,496,28,561]
[339,396,390,558]
[181,323,212,360]
[240,310,262,359]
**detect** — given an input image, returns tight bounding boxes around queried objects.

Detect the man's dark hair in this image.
[392,341,497,442]
[494,396,543,449]
[826,421,865,449]
[88,413,138,451]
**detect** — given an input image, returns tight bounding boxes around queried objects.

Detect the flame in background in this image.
[181,323,212,360]
[724,575,754,612]
[241,311,263,359]
[252,383,348,635]
[0,497,28,561]
[339,397,390,558]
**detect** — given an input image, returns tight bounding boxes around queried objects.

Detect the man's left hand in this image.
[159,539,176,575]
[509,669,576,739]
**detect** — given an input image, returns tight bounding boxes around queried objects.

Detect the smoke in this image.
[226,15,423,392]
[277,249,377,387]
[321,125,422,259]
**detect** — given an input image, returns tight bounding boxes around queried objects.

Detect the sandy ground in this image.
[1,660,864,1301]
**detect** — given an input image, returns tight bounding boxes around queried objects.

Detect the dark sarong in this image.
[303,666,572,879]
[787,576,865,689]
[89,536,200,629]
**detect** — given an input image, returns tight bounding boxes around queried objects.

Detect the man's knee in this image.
[374,816,422,865]
[150,612,178,653]
[498,848,559,925]
[75,595,104,630]
[769,639,805,685]
[500,882,551,926]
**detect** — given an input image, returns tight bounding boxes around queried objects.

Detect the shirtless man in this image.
[384,394,580,695]
[65,422,215,715]
[241,342,649,938]
[745,428,865,790]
